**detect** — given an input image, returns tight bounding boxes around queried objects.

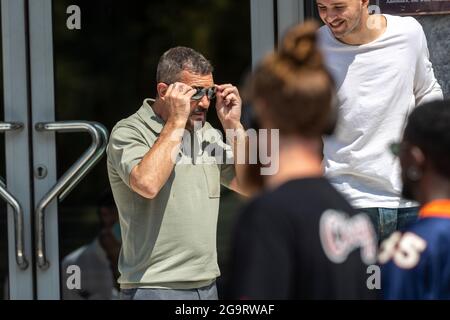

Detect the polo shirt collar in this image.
[419,199,450,219]
[137,98,165,134]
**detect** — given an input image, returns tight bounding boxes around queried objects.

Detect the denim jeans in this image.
[359,207,419,242]
[119,281,218,300]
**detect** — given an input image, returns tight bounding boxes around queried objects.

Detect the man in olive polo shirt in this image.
[107,46,247,300]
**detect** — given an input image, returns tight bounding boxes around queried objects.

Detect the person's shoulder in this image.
[111,112,141,134]
[240,178,344,220]
[108,112,149,147]
[237,188,287,227]
[241,190,276,215]
[397,14,421,26]
[279,178,356,213]
[386,14,423,36]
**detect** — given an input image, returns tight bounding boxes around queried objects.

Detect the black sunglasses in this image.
[191,86,216,101]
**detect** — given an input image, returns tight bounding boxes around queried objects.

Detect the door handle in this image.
[34,121,108,269]
[0,122,29,270]
[58,122,109,201]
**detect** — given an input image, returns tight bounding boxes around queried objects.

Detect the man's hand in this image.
[130,82,195,199]
[214,84,252,197]
[215,84,242,130]
[162,82,196,125]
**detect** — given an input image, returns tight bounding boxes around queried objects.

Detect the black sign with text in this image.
[371,0,450,15]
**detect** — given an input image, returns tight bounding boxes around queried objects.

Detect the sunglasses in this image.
[191,86,217,101]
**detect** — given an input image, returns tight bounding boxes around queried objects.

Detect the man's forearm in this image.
[130,119,186,198]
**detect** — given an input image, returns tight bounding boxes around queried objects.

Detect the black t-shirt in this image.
[227,178,378,299]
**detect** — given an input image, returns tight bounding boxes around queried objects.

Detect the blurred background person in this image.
[379,100,450,299]
[61,190,121,300]
[227,21,378,299]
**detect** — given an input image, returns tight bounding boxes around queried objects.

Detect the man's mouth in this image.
[329,20,344,29]
[190,111,206,119]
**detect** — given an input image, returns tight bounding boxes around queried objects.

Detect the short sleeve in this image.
[107,124,152,188]
[413,23,443,106]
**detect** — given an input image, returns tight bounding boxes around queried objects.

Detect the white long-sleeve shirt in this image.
[319,14,443,209]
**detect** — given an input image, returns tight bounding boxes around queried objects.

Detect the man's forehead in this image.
[179,70,214,87]
[317,0,353,5]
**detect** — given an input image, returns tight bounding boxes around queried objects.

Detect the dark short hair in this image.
[156,46,213,84]
[404,99,450,179]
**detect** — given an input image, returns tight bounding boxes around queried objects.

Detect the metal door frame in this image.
[250,0,305,67]
[1,0,306,300]
[2,0,68,300]
[28,0,59,300]
[1,0,35,300]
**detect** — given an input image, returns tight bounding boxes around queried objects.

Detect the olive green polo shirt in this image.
[107,98,235,289]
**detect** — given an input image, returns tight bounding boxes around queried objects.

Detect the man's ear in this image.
[156,83,169,99]
[361,0,370,8]
[410,146,426,170]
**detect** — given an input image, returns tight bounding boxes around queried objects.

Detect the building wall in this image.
[417,15,450,99]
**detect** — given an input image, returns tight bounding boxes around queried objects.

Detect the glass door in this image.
[50,0,251,300]
[2,0,258,300]
[1,0,108,299]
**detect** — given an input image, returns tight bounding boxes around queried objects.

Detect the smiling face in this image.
[316,0,368,42]
[178,70,214,131]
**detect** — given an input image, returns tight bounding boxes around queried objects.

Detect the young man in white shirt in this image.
[316,0,443,240]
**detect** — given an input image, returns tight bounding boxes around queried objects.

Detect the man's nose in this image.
[324,10,338,23]
[197,95,211,109]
